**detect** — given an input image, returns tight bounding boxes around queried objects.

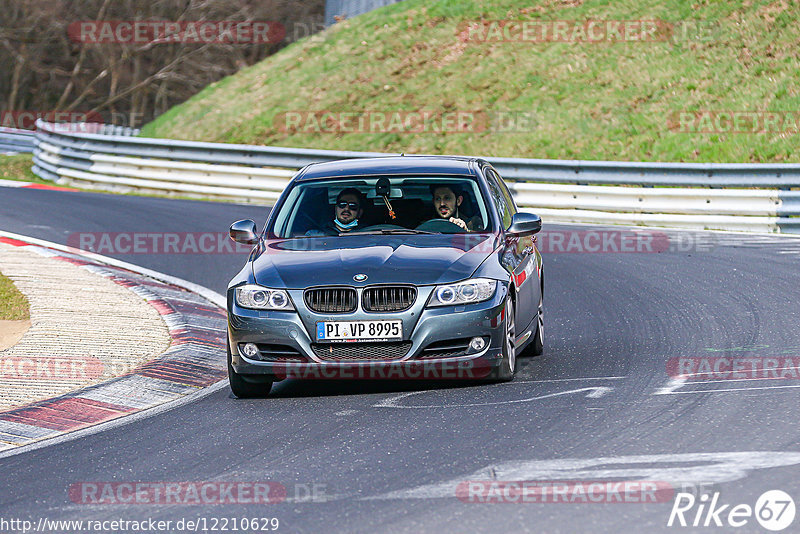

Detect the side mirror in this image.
[507,212,542,236]
[229,219,260,245]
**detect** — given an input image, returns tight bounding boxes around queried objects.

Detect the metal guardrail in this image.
[0,127,36,154]
[31,120,800,233]
[325,0,405,26]
[2,124,139,154]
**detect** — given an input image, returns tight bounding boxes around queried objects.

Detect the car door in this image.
[485,167,537,336]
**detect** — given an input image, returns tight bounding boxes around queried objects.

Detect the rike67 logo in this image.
[668,489,795,531]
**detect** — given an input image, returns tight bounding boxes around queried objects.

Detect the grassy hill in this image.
[0,271,29,321]
[142,0,800,163]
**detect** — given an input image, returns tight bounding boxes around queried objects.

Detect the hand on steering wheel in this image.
[448,217,468,230]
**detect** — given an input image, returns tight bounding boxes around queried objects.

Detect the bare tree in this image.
[0,0,325,128]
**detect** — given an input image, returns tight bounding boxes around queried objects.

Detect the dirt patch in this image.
[0,319,30,351]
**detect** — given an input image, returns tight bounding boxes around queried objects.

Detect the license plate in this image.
[316,320,402,342]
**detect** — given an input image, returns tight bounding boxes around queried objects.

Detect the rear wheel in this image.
[227,344,273,398]
[489,297,516,381]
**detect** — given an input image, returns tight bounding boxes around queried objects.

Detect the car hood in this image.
[252,234,497,288]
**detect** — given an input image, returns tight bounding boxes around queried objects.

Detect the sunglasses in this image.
[336,201,360,210]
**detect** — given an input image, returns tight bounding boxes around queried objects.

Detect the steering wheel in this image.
[415,218,464,234]
[359,224,407,231]
[291,212,323,236]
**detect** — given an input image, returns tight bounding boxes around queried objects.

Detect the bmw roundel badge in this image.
[354,274,368,282]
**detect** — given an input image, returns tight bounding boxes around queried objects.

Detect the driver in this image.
[431,184,479,231]
[307,188,365,235]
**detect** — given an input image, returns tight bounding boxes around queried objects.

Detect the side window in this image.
[490,169,518,216]
[486,170,513,230]
[272,187,303,237]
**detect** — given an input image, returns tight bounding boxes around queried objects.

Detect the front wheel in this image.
[488,297,516,381]
[227,344,273,398]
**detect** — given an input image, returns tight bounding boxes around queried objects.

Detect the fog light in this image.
[469,337,486,352]
[242,343,259,358]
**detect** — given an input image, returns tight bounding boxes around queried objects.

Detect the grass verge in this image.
[0,271,30,321]
[0,154,47,184]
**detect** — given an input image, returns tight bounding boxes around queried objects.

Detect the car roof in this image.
[294,156,485,182]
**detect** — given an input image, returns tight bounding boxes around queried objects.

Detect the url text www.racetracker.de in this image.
[0,516,280,533]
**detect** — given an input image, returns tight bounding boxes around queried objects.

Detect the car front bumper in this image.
[227,283,509,380]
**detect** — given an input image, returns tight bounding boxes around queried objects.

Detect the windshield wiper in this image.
[378,229,437,235]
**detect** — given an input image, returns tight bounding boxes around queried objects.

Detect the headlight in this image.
[235,284,295,310]
[428,278,497,307]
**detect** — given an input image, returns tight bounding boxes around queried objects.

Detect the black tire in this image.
[488,297,516,381]
[227,344,273,398]
[522,298,544,357]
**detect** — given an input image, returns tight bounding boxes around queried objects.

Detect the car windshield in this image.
[269,176,491,238]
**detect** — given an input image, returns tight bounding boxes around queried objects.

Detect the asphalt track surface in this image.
[2,187,800,533]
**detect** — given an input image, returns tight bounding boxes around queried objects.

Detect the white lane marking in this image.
[335,410,358,416]
[658,384,800,395]
[514,376,626,384]
[584,387,611,398]
[374,391,418,408]
[653,376,687,395]
[678,375,800,385]
[680,366,800,379]
[654,371,800,395]
[373,386,612,409]
[365,451,800,500]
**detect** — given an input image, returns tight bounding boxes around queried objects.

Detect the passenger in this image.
[431,184,480,231]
